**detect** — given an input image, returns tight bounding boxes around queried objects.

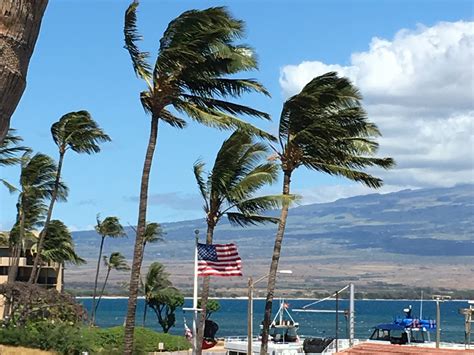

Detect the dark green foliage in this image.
[0,322,91,354]
[148,287,185,333]
[0,283,85,328]
[0,325,190,354]
[41,219,85,265]
[198,299,220,319]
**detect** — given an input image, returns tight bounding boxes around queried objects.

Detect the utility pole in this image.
[247,276,253,355]
[433,295,451,348]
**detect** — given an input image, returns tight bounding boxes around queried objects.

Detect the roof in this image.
[374,323,406,331]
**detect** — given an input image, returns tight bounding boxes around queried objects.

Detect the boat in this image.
[225,299,305,355]
[369,305,436,345]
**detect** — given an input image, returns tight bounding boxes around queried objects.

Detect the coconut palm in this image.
[193,130,289,352]
[8,153,68,283]
[143,222,165,249]
[29,111,110,283]
[259,72,395,354]
[95,252,130,314]
[34,219,85,289]
[90,216,125,324]
[0,129,31,192]
[123,2,272,351]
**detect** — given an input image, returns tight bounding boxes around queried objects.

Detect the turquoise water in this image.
[79,298,470,343]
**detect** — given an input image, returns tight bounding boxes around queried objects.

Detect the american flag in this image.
[197,243,242,277]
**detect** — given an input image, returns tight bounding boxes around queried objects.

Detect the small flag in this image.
[184,322,193,341]
[197,243,242,277]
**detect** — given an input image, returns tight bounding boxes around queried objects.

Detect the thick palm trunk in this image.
[124,116,159,355]
[196,223,215,355]
[95,267,111,314]
[0,0,48,143]
[260,171,292,355]
[29,150,64,283]
[90,235,105,325]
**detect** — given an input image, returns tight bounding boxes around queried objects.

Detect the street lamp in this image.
[247,270,292,355]
[432,294,451,348]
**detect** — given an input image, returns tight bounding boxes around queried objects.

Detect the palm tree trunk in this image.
[196,223,215,355]
[95,267,111,314]
[90,235,105,325]
[143,302,148,327]
[0,0,48,144]
[124,116,159,355]
[29,150,65,283]
[8,203,25,283]
[260,170,292,355]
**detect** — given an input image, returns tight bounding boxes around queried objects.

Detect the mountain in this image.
[67,184,474,298]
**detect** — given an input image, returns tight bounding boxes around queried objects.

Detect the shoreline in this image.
[75,296,472,302]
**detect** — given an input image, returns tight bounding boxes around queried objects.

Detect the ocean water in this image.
[79,298,470,343]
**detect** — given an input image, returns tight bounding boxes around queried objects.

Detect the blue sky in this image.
[1,0,473,231]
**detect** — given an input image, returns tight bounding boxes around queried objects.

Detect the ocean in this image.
[79,298,470,343]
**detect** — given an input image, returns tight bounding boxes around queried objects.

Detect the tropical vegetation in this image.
[259,72,395,354]
[142,262,184,333]
[193,129,289,352]
[29,111,110,284]
[91,216,126,324]
[95,252,130,315]
[122,1,273,352]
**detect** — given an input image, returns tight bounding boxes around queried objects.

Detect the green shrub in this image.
[0,323,190,354]
[0,321,91,354]
[83,326,191,354]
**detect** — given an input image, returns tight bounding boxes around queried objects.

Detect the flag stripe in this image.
[197,242,243,277]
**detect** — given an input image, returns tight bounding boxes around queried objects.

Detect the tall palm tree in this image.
[0,129,31,192]
[29,111,110,283]
[143,222,165,249]
[143,262,172,327]
[123,2,272,352]
[193,130,289,353]
[34,219,85,289]
[90,216,125,324]
[259,72,395,354]
[0,0,48,144]
[95,252,129,314]
[8,153,68,283]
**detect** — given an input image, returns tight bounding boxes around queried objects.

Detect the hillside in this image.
[67,184,474,298]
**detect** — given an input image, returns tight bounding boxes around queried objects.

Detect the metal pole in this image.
[349,283,355,346]
[192,230,199,355]
[335,291,339,353]
[436,299,440,348]
[247,277,253,355]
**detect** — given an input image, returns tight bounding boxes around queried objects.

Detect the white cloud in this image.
[279,21,474,190]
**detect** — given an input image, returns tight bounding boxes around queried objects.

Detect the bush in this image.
[0,322,91,354]
[83,326,191,354]
[0,324,190,354]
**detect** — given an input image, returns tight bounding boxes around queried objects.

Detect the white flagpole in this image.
[192,229,199,355]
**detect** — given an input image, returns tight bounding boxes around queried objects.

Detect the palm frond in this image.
[0,129,31,166]
[175,101,275,141]
[193,160,210,212]
[226,212,279,227]
[124,0,152,86]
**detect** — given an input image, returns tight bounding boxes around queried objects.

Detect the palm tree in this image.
[143,262,172,326]
[29,111,110,283]
[0,129,31,192]
[35,219,85,289]
[259,72,395,354]
[122,2,272,351]
[90,216,125,325]
[95,252,130,314]
[143,222,165,249]
[0,0,48,144]
[8,153,68,283]
[193,130,288,353]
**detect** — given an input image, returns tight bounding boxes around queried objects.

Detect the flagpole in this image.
[192,229,199,355]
